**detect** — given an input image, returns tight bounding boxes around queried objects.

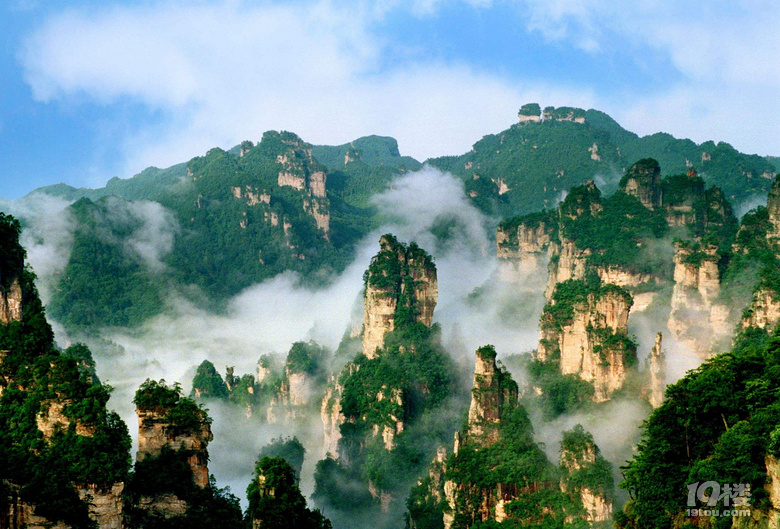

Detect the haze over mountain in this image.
[3,101,780,528]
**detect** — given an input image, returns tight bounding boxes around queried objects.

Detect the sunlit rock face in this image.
[538,283,634,402]
[361,234,437,359]
[275,134,331,236]
[136,406,213,490]
[668,243,731,356]
[621,158,662,211]
[466,346,518,446]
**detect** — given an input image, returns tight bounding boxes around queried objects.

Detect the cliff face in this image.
[731,454,780,528]
[2,484,71,529]
[742,288,780,330]
[496,222,552,255]
[442,346,521,529]
[275,135,330,236]
[466,346,518,446]
[320,374,346,456]
[668,243,730,356]
[538,282,634,402]
[76,483,124,529]
[559,427,613,523]
[362,284,398,359]
[0,277,22,325]
[767,176,780,246]
[362,235,438,358]
[496,216,555,278]
[621,158,662,210]
[23,404,123,528]
[36,400,94,441]
[662,169,706,227]
[647,333,666,409]
[136,406,213,489]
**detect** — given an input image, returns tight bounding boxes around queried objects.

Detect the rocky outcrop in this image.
[76,483,124,529]
[285,371,308,407]
[0,277,22,324]
[496,214,555,280]
[230,185,270,206]
[2,483,70,529]
[136,407,212,489]
[136,494,188,519]
[538,282,634,402]
[742,288,780,330]
[588,142,601,162]
[668,243,730,356]
[545,240,591,299]
[596,266,655,290]
[543,106,586,123]
[466,346,518,446]
[362,285,397,359]
[497,220,553,259]
[441,347,521,529]
[767,176,780,247]
[620,158,662,210]
[372,386,404,450]
[275,135,330,235]
[647,333,666,409]
[321,374,346,456]
[36,400,94,441]
[663,168,705,227]
[0,481,120,529]
[732,454,779,528]
[239,140,253,157]
[559,425,613,523]
[362,235,438,359]
[517,103,541,123]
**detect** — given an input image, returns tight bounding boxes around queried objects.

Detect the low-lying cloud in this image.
[0,193,76,304]
[29,167,543,507]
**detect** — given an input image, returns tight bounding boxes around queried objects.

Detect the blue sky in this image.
[1,0,778,199]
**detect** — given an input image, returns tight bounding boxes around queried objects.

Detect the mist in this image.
[0,193,76,304]
[10,167,547,509]
[5,165,727,517]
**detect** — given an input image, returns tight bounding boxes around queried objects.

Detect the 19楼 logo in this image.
[686,481,751,518]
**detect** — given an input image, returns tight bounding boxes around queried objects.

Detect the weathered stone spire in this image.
[466,345,518,446]
[361,234,437,358]
[648,332,666,408]
[621,158,662,210]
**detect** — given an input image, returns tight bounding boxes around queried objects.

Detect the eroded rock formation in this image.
[496,213,556,281]
[621,158,662,210]
[76,483,124,529]
[320,374,346,456]
[538,281,634,402]
[442,346,521,529]
[361,234,437,358]
[767,176,780,247]
[662,168,706,227]
[647,333,666,409]
[668,243,730,356]
[36,400,94,441]
[275,134,330,236]
[742,288,780,331]
[0,277,22,325]
[136,403,213,490]
[559,425,613,523]
[466,346,518,446]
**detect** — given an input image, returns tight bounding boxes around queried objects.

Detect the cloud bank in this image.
[19,1,593,176]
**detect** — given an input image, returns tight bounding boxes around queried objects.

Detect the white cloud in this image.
[511,0,780,154]
[0,193,76,304]
[18,0,780,182]
[19,0,591,173]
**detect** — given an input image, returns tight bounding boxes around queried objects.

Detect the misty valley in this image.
[3,105,780,529]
